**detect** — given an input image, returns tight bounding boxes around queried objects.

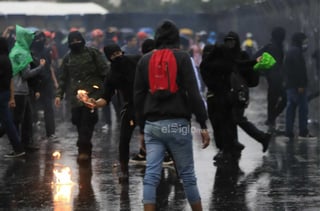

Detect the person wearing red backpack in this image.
[134,20,210,211]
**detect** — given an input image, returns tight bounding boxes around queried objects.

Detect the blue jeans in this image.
[285,88,308,137]
[143,119,201,205]
[0,91,23,153]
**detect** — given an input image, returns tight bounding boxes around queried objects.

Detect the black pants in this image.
[38,85,55,137]
[13,95,34,146]
[119,104,136,166]
[207,95,237,152]
[266,74,286,124]
[233,107,266,143]
[71,106,98,155]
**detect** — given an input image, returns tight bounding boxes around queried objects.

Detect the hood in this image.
[224,31,241,57]
[141,38,155,54]
[9,25,34,76]
[31,31,46,51]
[104,44,122,61]
[0,37,9,55]
[224,31,241,50]
[291,32,307,48]
[271,27,286,44]
[68,31,86,47]
[154,20,180,49]
[15,25,35,49]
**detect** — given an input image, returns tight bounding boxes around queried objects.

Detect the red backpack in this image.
[148,49,178,99]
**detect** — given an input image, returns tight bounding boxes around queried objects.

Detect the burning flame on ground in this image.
[51,151,74,211]
[52,151,61,159]
[53,167,73,185]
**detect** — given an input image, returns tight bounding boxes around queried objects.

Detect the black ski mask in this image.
[31,31,46,51]
[68,31,85,53]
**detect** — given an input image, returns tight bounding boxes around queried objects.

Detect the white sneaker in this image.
[4,151,26,158]
[298,134,317,140]
[101,124,109,131]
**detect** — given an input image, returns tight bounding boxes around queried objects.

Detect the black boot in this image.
[260,132,272,153]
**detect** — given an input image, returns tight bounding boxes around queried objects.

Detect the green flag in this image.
[9,25,35,76]
[254,52,276,72]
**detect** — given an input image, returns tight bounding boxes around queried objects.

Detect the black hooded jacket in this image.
[254,27,286,79]
[283,32,308,88]
[200,44,234,96]
[30,31,53,93]
[200,31,257,95]
[0,37,12,92]
[102,54,141,106]
[134,20,208,129]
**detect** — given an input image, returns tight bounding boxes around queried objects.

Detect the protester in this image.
[283,32,316,139]
[200,31,271,163]
[87,43,141,183]
[55,30,108,161]
[241,32,259,58]
[30,31,58,140]
[223,32,271,154]
[129,38,174,166]
[121,34,140,55]
[134,20,210,211]
[254,27,287,132]
[9,25,46,152]
[0,37,25,158]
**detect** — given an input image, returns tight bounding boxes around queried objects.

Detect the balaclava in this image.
[103,44,122,62]
[68,31,85,53]
[31,31,46,51]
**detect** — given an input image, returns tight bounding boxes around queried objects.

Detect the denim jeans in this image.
[0,91,24,153]
[285,88,308,137]
[143,119,201,204]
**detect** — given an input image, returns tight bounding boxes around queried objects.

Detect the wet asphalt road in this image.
[0,80,319,211]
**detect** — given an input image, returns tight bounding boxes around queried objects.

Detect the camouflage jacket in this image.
[56,46,108,107]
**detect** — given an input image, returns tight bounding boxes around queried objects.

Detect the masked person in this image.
[87,43,141,183]
[55,31,108,161]
[254,27,287,132]
[30,31,58,140]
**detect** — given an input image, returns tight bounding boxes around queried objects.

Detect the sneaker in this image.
[277,134,293,141]
[298,134,317,140]
[47,134,59,142]
[129,153,146,165]
[261,132,272,153]
[48,134,58,139]
[163,154,174,165]
[4,151,26,158]
[101,124,110,131]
